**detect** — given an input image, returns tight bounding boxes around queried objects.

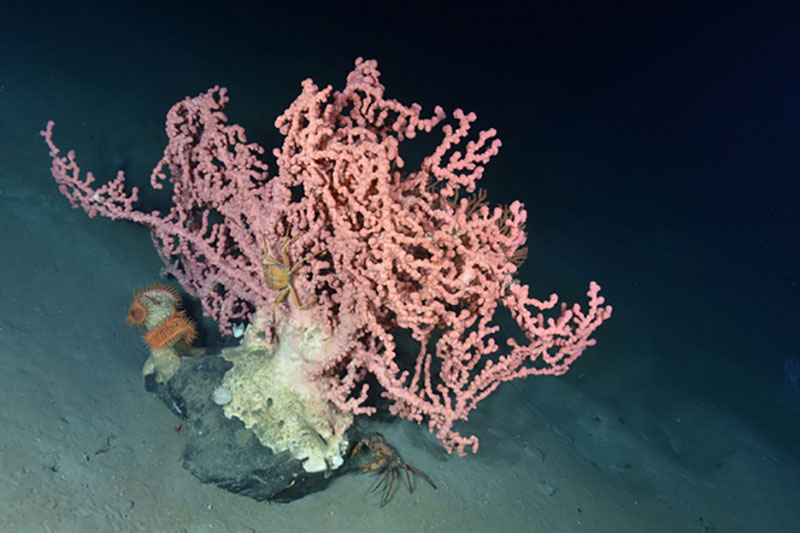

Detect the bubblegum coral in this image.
[44,58,612,458]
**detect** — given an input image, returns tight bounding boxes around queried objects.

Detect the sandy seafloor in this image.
[1,2,800,532]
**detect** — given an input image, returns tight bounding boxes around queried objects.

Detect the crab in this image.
[351,432,437,507]
[262,230,323,320]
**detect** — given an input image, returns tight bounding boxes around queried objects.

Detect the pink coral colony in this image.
[43,58,612,456]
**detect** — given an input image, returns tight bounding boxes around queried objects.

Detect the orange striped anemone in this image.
[126,295,148,326]
[141,283,182,305]
[126,284,183,327]
[144,309,197,349]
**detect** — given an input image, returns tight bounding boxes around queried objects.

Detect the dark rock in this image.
[144,354,344,502]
